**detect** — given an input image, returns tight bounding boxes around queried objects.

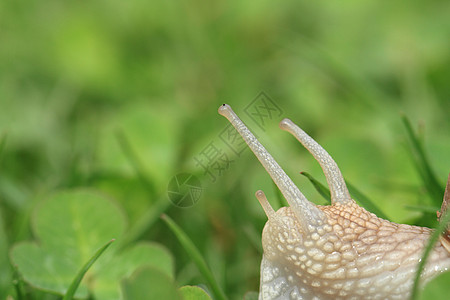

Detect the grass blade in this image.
[401,114,443,204]
[404,205,440,214]
[62,239,115,300]
[0,134,6,166]
[115,130,171,250]
[346,182,390,221]
[411,211,450,300]
[12,276,24,300]
[161,214,227,300]
[300,172,331,204]
[117,197,170,251]
[115,130,156,196]
[272,182,288,209]
[300,172,390,220]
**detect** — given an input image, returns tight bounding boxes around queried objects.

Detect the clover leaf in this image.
[10,190,174,299]
[179,286,213,300]
[121,268,213,300]
[121,267,181,300]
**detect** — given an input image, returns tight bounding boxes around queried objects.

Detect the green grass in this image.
[162,214,227,300]
[63,239,115,300]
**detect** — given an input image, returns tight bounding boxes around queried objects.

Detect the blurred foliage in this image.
[1,0,450,299]
[122,267,181,300]
[10,190,175,299]
[419,271,450,300]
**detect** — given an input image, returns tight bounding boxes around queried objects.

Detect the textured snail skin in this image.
[218,104,450,300]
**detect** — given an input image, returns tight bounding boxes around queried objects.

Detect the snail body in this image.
[218,104,450,300]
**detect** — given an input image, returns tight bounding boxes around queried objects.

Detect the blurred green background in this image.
[1,0,450,299]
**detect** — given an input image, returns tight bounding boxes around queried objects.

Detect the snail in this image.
[218,104,450,300]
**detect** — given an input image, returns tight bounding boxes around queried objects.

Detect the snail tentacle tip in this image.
[280,116,352,206]
[218,103,232,117]
[255,189,276,220]
[217,102,324,229]
[279,118,293,130]
[255,189,265,198]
